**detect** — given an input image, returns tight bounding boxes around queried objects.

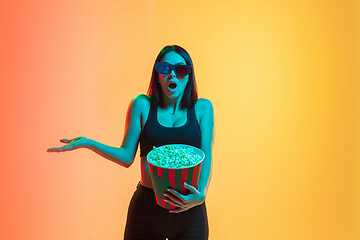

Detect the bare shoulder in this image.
[195,98,213,111]
[195,98,214,121]
[132,94,151,102]
[131,94,151,108]
[130,94,151,118]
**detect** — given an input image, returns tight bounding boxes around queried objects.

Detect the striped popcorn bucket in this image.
[146,144,205,210]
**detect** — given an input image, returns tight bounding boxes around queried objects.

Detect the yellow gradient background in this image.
[0,0,358,239]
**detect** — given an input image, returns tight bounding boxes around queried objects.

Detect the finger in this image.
[47,147,65,152]
[67,138,83,145]
[63,139,81,147]
[164,198,182,208]
[72,137,83,141]
[61,144,76,150]
[63,142,75,147]
[169,208,187,214]
[61,137,82,143]
[164,193,183,206]
[184,183,200,194]
[166,189,186,204]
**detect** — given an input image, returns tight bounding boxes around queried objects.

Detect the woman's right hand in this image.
[47,137,89,153]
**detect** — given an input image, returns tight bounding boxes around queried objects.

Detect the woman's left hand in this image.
[163,182,205,213]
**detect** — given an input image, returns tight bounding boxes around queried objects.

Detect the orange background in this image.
[0,0,359,239]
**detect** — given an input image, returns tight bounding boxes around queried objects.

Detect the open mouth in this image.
[168,82,177,91]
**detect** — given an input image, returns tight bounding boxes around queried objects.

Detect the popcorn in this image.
[149,145,202,168]
[146,144,205,209]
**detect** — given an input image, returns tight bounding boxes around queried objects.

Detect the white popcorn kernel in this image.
[149,145,202,168]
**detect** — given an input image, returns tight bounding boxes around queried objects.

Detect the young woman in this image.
[48,45,215,240]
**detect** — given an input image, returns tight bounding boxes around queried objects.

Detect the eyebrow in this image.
[163,61,186,65]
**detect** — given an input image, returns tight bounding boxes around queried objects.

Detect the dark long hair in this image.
[146,45,198,109]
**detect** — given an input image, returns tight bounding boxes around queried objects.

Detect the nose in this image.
[169,70,176,78]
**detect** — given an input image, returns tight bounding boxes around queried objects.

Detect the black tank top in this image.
[139,101,201,157]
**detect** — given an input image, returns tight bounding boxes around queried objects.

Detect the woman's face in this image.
[157,51,189,100]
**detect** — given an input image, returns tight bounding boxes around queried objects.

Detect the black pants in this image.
[124,182,209,240]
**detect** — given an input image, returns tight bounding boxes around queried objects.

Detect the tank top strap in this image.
[190,102,197,118]
[149,100,156,117]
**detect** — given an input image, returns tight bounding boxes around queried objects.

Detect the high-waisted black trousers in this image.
[124,182,209,240]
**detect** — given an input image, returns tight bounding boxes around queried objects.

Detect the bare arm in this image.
[197,98,215,199]
[86,94,145,168]
[48,94,146,168]
[85,140,132,168]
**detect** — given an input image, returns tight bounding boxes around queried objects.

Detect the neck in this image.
[161,94,184,114]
